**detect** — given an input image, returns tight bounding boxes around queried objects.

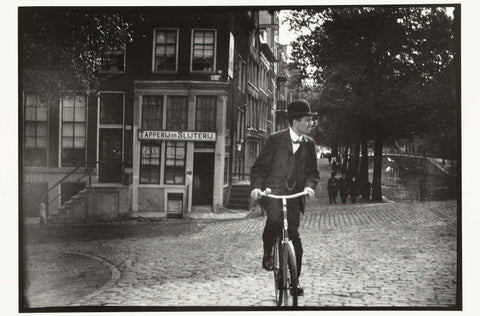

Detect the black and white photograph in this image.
[6,0,476,313]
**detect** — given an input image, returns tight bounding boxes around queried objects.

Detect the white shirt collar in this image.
[289,127,303,142]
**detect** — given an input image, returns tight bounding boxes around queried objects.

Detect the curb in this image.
[187,211,251,221]
[63,251,121,305]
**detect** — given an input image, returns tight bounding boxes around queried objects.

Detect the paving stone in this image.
[22,197,458,309]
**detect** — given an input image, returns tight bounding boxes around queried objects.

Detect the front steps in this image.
[48,186,129,224]
[227,184,251,210]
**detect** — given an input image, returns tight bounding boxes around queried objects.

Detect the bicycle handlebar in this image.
[259,190,309,200]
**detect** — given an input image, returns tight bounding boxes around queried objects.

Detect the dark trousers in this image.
[261,197,303,278]
[351,194,357,203]
[328,192,337,204]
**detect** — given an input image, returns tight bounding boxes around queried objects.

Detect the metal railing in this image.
[232,158,250,181]
[40,166,94,220]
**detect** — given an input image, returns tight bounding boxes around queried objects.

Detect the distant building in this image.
[275,43,291,131]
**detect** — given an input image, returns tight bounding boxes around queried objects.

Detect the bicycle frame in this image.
[260,190,308,306]
[260,191,309,241]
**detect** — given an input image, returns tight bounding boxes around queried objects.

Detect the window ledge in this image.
[190,70,217,74]
[248,82,259,91]
[24,166,93,174]
[98,70,126,74]
[152,70,178,74]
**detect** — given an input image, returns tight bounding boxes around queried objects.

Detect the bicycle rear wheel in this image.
[282,241,298,306]
[273,238,283,306]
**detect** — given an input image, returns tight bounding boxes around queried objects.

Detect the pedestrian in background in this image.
[327,172,338,204]
[364,181,372,200]
[350,176,358,203]
[338,175,348,204]
[332,159,338,174]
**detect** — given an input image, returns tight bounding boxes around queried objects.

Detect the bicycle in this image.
[260,189,309,307]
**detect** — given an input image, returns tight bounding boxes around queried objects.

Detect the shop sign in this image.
[138,130,216,142]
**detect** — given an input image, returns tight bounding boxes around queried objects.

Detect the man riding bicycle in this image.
[250,99,320,296]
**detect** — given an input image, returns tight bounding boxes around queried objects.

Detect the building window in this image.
[99,46,126,72]
[236,107,245,143]
[192,29,216,72]
[195,96,216,131]
[99,93,123,124]
[140,143,161,184]
[237,55,247,92]
[24,93,48,167]
[61,94,86,167]
[165,141,186,184]
[142,95,163,130]
[166,96,188,130]
[237,56,243,90]
[248,60,259,87]
[241,59,247,92]
[251,28,258,51]
[246,96,251,129]
[153,29,178,72]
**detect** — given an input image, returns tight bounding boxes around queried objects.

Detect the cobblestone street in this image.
[22,199,458,309]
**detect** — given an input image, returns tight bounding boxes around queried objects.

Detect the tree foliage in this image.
[286,6,458,200]
[20,8,141,99]
[290,6,455,139]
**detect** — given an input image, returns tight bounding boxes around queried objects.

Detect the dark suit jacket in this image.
[250,129,320,212]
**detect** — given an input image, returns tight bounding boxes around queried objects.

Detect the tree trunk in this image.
[359,138,370,199]
[332,146,338,161]
[372,130,383,202]
[342,145,349,175]
[352,143,360,178]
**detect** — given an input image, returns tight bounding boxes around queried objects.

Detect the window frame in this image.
[195,95,217,132]
[164,141,186,185]
[98,45,126,73]
[237,54,243,90]
[152,28,179,73]
[98,92,125,126]
[248,60,259,88]
[190,28,217,73]
[166,95,188,130]
[140,142,162,184]
[24,92,49,167]
[59,93,87,168]
[251,28,258,52]
[141,95,164,130]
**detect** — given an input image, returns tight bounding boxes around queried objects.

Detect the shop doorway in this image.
[192,152,214,205]
[98,128,123,183]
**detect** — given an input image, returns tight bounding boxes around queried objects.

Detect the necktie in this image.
[293,137,303,144]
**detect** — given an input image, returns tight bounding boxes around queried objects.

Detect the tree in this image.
[287,6,457,201]
[20,7,141,100]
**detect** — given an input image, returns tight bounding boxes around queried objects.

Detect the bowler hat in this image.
[287,99,317,117]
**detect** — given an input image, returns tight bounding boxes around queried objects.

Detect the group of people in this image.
[327,171,359,204]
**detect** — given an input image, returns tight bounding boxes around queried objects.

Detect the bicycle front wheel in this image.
[273,238,283,306]
[282,241,298,307]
